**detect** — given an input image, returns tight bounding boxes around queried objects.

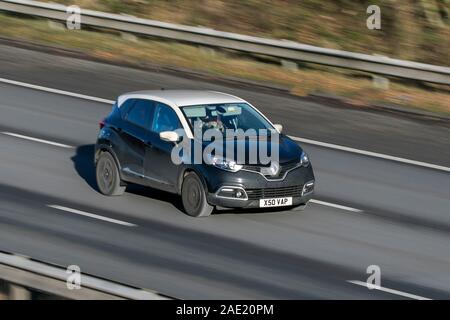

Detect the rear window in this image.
[119,99,137,118]
[125,99,154,128]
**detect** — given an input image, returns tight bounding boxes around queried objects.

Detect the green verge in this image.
[45,0,450,66]
[0,13,449,116]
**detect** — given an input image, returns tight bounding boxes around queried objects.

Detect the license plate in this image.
[259,197,292,208]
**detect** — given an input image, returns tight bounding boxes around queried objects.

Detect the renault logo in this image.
[261,162,281,177]
[268,161,280,176]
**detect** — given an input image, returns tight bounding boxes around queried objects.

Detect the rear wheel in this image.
[96,151,126,196]
[181,172,213,217]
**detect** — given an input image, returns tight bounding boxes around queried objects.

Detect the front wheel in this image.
[96,151,126,196]
[181,172,213,217]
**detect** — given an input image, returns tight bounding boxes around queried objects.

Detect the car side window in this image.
[119,99,136,118]
[125,99,154,128]
[152,103,181,133]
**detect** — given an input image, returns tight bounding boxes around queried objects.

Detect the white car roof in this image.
[117,90,246,108]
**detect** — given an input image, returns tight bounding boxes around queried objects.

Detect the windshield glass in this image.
[180,103,274,134]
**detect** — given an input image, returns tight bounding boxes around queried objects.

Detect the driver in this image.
[203,111,224,131]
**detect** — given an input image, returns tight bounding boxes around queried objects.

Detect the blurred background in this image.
[46,0,450,64]
[0,0,449,115]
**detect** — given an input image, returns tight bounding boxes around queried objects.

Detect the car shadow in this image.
[71,144,97,190]
[215,206,299,215]
[70,144,184,212]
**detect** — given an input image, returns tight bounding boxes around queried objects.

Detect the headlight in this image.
[300,151,310,167]
[207,155,243,172]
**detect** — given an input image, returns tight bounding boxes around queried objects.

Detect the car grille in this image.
[246,185,303,200]
[243,161,299,179]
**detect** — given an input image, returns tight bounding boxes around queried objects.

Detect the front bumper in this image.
[207,192,314,209]
[201,164,315,209]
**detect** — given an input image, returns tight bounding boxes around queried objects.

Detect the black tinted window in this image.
[152,103,181,133]
[126,99,153,128]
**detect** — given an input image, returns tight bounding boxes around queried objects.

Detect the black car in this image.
[95,90,315,217]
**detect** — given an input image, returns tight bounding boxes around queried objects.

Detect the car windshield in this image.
[180,103,274,135]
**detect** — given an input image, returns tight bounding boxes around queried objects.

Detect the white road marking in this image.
[0,77,114,104]
[347,280,431,300]
[290,136,450,173]
[1,132,74,149]
[310,199,362,213]
[47,205,137,227]
[2,76,449,173]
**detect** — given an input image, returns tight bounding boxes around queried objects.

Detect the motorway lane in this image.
[1,43,450,167]
[1,82,449,229]
[308,144,450,230]
[0,183,396,299]
[0,139,444,300]
[0,83,449,298]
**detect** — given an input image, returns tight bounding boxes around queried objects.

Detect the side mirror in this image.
[160,131,180,142]
[273,124,283,133]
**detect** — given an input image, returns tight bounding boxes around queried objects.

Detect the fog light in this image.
[216,187,247,200]
[302,181,314,195]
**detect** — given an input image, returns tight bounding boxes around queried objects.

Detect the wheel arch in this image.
[177,166,209,195]
[95,144,123,179]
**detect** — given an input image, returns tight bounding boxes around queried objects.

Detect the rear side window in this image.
[125,99,154,128]
[152,103,181,133]
[119,99,136,118]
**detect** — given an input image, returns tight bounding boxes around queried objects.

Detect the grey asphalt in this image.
[0,44,449,299]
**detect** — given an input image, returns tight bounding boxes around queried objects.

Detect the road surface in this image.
[0,44,449,299]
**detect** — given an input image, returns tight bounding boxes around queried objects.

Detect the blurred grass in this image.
[46,0,450,66]
[0,12,449,115]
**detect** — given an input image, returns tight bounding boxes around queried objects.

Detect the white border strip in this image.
[47,205,137,227]
[291,136,450,173]
[1,132,74,149]
[1,76,449,173]
[348,280,431,300]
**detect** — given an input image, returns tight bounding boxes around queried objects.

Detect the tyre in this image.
[96,151,126,196]
[181,172,213,217]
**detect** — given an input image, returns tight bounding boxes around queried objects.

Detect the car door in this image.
[144,102,183,191]
[118,99,154,180]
